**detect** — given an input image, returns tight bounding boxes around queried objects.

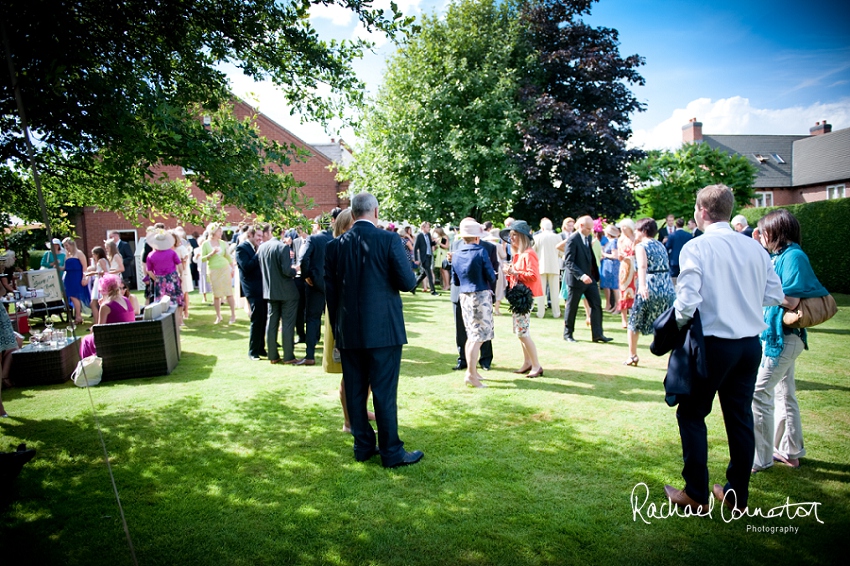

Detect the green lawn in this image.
[1,292,847,565]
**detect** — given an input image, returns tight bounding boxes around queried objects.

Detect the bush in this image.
[28,250,46,270]
[741,198,850,294]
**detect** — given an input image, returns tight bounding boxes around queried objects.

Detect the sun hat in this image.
[51,238,62,245]
[604,224,620,238]
[148,230,175,251]
[500,220,533,243]
[484,228,501,243]
[458,217,488,238]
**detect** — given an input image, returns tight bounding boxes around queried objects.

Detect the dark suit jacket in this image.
[657,226,671,242]
[325,220,417,350]
[480,240,499,293]
[413,232,433,265]
[563,231,599,288]
[235,240,263,298]
[117,240,134,267]
[665,229,692,267]
[256,239,298,301]
[650,307,707,407]
[299,229,333,294]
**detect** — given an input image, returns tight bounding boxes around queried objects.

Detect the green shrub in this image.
[28,249,46,270]
[742,198,850,293]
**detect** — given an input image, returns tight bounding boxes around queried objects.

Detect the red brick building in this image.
[682,118,849,207]
[74,101,351,261]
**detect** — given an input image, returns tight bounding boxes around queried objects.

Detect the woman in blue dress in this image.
[624,218,675,366]
[62,238,91,325]
[600,224,620,313]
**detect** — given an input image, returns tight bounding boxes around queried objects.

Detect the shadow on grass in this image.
[806,327,850,336]
[1,387,845,565]
[795,379,850,392]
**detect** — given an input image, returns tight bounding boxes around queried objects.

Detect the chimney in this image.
[809,120,832,136]
[682,118,703,144]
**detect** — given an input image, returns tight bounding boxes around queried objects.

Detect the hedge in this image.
[28,250,46,270]
[741,198,850,294]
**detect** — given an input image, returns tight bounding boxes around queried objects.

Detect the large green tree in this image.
[343,0,524,224]
[629,143,759,220]
[1,0,412,230]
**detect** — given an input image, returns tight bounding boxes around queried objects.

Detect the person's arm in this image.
[555,238,567,253]
[635,244,649,299]
[673,245,702,326]
[97,302,112,325]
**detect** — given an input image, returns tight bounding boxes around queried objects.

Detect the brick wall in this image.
[77,101,349,254]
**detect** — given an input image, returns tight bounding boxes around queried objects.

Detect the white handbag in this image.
[72,355,103,387]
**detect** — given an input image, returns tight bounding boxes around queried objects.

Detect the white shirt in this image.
[674,222,783,339]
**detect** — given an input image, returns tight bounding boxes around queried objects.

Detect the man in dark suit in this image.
[657,214,676,244]
[110,231,136,289]
[665,218,692,284]
[257,227,299,364]
[413,221,438,295]
[325,192,423,468]
[187,231,200,289]
[562,216,612,344]
[235,227,267,361]
[297,218,334,366]
[449,233,498,371]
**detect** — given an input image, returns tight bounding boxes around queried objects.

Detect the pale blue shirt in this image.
[674,222,784,339]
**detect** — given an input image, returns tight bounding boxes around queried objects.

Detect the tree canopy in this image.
[342,0,644,225]
[1,0,412,232]
[629,143,759,220]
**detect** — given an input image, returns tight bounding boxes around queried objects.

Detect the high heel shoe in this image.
[465,378,487,388]
[513,365,532,374]
[623,355,639,366]
[526,368,544,378]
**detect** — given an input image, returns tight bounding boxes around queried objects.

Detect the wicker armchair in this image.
[93,305,181,381]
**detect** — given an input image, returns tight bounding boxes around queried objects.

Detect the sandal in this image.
[623,355,639,367]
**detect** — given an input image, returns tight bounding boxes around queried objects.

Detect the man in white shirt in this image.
[533,218,563,318]
[664,184,784,514]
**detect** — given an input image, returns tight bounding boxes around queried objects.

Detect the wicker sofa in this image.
[92,305,182,381]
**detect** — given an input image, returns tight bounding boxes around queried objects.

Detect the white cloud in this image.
[630,96,850,150]
[311,4,355,26]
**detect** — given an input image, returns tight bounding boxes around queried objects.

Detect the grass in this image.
[1,291,848,565]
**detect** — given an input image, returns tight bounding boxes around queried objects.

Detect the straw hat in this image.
[148,230,175,251]
[604,224,620,238]
[458,217,488,238]
[484,228,501,243]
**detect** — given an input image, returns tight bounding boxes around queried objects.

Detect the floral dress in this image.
[628,238,675,335]
[600,239,619,290]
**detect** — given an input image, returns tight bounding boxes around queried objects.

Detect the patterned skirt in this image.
[459,290,494,343]
[512,312,531,338]
[153,271,185,307]
[0,308,18,352]
[209,265,232,298]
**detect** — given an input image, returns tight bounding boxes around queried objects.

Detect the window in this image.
[827,184,845,199]
[770,153,786,164]
[754,191,773,207]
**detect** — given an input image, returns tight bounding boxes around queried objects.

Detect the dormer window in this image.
[752,153,768,163]
[770,153,786,164]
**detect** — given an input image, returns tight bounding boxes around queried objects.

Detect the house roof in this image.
[311,140,353,167]
[791,127,850,187]
[703,134,806,188]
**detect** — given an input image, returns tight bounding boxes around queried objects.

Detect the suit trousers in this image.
[341,345,406,466]
[536,272,561,318]
[453,300,492,368]
[676,335,761,508]
[304,285,326,359]
[294,277,306,340]
[246,296,268,357]
[267,298,299,362]
[415,255,435,290]
[563,282,603,339]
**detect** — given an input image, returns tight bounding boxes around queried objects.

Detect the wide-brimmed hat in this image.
[604,224,620,238]
[500,220,533,243]
[458,217,488,238]
[484,228,501,243]
[148,230,175,251]
[51,238,62,246]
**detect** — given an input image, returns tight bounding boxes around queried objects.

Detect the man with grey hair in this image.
[325,192,423,468]
[533,217,562,318]
[731,214,753,238]
[562,216,611,343]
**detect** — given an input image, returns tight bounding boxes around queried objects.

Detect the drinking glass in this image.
[30,330,42,348]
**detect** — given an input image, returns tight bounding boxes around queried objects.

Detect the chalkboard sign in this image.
[22,270,63,303]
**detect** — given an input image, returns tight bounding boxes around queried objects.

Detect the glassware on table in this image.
[30,330,42,348]
[55,329,66,345]
[45,317,54,332]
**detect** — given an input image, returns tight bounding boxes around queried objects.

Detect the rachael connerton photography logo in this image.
[630,483,824,526]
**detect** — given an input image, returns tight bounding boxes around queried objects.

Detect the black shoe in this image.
[564,335,577,343]
[594,336,614,343]
[384,450,424,468]
[452,363,468,371]
[258,351,268,357]
[248,355,261,361]
[355,446,379,462]
[430,291,439,296]
[480,364,491,371]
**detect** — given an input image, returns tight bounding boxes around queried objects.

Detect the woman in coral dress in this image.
[617,219,636,329]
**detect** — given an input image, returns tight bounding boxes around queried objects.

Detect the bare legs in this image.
[90,298,100,322]
[213,297,222,324]
[70,297,83,324]
[226,295,237,324]
[625,328,640,365]
[519,336,542,375]
[464,339,485,387]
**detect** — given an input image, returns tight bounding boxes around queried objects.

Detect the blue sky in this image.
[226,0,850,149]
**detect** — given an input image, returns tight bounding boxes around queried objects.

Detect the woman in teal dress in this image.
[624,218,675,366]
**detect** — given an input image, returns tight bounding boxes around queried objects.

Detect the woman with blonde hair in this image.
[617,219,637,329]
[500,220,544,378]
[105,240,125,278]
[79,274,139,358]
[62,237,91,325]
[201,222,236,324]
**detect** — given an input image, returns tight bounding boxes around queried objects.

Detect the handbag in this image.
[505,282,534,315]
[72,355,103,387]
[783,294,838,329]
